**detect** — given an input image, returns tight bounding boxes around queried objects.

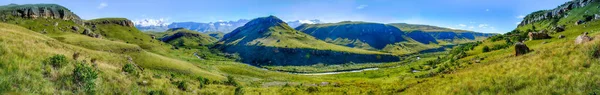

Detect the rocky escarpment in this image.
[519,0,596,26]
[85,18,135,27]
[0,4,83,25]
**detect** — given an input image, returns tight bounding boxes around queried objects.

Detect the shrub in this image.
[73,62,98,94]
[148,90,165,95]
[45,54,68,68]
[306,86,319,93]
[72,52,80,60]
[482,46,491,52]
[122,63,137,74]
[225,76,238,86]
[172,81,188,91]
[197,76,209,88]
[234,86,244,95]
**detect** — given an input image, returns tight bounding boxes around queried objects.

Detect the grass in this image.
[3,2,600,94]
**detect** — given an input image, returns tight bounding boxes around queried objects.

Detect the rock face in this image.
[519,0,596,26]
[528,32,551,40]
[85,18,135,27]
[575,32,592,44]
[514,42,531,56]
[0,4,83,25]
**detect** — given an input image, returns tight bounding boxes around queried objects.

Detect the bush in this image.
[234,86,244,95]
[225,76,238,86]
[172,81,188,91]
[73,62,98,94]
[482,46,491,52]
[306,86,319,93]
[148,90,165,95]
[197,76,209,88]
[45,54,68,68]
[122,63,137,74]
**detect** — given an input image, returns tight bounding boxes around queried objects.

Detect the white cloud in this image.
[469,26,474,29]
[478,24,489,28]
[97,2,108,9]
[458,24,467,27]
[517,15,525,19]
[298,20,318,24]
[134,18,171,27]
[515,22,521,25]
[356,5,368,9]
[485,9,490,11]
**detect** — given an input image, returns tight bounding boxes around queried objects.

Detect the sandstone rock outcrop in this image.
[552,25,565,33]
[528,32,551,40]
[514,42,530,56]
[0,4,83,25]
[519,0,596,26]
[575,32,592,44]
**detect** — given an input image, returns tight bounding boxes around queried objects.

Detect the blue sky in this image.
[1,0,570,33]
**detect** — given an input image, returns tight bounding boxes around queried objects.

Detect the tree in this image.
[483,46,491,52]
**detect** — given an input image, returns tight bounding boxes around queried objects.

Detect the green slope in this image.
[221,16,386,54]
[394,0,600,94]
[218,16,399,65]
[389,23,496,44]
[296,21,441,54]
[157,28,217,48]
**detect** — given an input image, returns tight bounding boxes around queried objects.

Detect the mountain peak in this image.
[244,15,286,27]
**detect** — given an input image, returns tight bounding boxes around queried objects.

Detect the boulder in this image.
[71,26,79,32]
[558,35,565,39]
[575,32,592,44]
[595,14,600,20]
[576,20,585,25]
[528,32,551,40]
[552,25,565,33]
[514,42,530,56]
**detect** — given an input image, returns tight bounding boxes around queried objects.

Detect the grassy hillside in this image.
[218,16,399,65]
[156,28,217,48]
[392,0,600,94]
[296,21,442,55]
[389,23,471,32]
[389,23,496,44]
[221,16,386,55]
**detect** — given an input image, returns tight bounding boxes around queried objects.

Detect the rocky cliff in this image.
[85,18,135,27]
[0,4,83,25]
[519,0,597,26]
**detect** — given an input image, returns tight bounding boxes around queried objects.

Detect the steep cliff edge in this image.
[0,4,83,25]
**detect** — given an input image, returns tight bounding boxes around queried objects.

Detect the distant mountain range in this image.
[135,19,322,33]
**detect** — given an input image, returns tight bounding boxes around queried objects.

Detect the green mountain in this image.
[158,28,217,48]
[296,21,494,54]
[83,18,171,52]
[389,23,496,43]
[218,16,399,66]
